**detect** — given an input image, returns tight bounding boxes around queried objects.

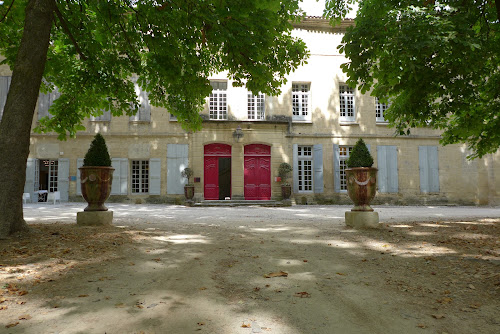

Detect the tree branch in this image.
[0,0,15,23]
[53,3,88,60]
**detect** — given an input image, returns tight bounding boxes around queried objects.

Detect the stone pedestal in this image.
[77,211,113,226]
[345,211,380,229]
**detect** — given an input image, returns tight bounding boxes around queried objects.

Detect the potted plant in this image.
[181,167,195,200]
[345,139,377,211]
[79,133,114,211]
[278,162,293,200]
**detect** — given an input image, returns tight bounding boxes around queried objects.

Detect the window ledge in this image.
[129,120,151,124]
[292,120,313,124]
[339,122,359,126]
[376,122,389,126]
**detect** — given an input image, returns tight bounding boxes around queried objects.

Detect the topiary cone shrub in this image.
[79,133,114,211]
[346,139,377,211]
[181,167,195,200]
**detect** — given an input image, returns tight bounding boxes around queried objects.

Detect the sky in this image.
[300,0,358,18]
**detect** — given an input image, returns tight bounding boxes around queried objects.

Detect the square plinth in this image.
[77,211,113,226]
[345,211,380,229]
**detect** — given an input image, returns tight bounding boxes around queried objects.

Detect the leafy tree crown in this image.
[346,139,373,168]
[83,133,112,167]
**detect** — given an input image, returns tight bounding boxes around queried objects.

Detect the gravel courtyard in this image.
[1,204,499,333]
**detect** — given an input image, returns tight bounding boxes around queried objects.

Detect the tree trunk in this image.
[0,0,54,239]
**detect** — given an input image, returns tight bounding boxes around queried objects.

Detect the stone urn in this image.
[79,166,114,211]
[184,185,195,200]
[346,167,378,211]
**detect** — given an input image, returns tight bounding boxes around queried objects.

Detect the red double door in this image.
[243,144,271,200]
[204,143,271,200]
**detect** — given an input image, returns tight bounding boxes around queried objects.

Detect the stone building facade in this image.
[1,18,498,205]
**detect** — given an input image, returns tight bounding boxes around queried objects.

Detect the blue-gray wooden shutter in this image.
[58,158,69,201]
[419,146,439,193]
[0,76,11,121]
[293,144,298,193]
[24,158,35,200]
[313,144,323,193]
[76,158,84,195]
[119,159,128,194]
[333,144,340,192]
[149,158,161,195]
[111,158,122,195]
[167,144,188,194]
[377,146,398,193]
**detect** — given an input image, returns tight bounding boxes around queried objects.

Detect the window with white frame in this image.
[132,160,149,193]
[247,93,265,120]
[297,146,313,192]
[43,159,58,192]
[339,146,353,191]
[209,81,227,120]
[339,85,355,122]
[376,97,390,123]
[130,78,151,122]
[292,83,310,121]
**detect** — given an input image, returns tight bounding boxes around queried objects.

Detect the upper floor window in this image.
[376,97,389,123]
[90,110,111,122]
[247,93,265,120]
[339,85,355,122]
[292,83,310,121]
[209,81,227,120]
[38,88,61,120]
[130,77,151,122]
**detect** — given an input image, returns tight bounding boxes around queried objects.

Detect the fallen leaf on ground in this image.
[417,324,427,329]
[241,322,251,328]
[199,287,207,290]
[6,322,19,328]
[197,322,205,326]
[432,314,445,319]
[294,291,311,298]
[0,306,7,310]
[18,290,28,296]
[19,314,32,320]
[264,271,288,278]
[115,303,126,308]
[78,294,89,298]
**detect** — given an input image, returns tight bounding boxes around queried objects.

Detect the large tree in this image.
[0,0,308,238]
[325,0,500,159]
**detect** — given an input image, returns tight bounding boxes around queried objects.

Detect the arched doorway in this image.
[244,144,271,200]
[204,143,231,200]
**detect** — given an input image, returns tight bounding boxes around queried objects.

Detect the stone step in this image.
[194,200,290,207]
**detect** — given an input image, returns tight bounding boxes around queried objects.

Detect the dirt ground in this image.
[0,204,499,334]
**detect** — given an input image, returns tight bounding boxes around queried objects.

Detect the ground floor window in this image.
[37,159,58,192]
[339,146,353,191]
[132,160,149,193]
[297,146,313,192]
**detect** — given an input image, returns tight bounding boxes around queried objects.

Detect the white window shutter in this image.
[111,158,121,195]
[24,158,35,200]
[149,158,161,195]
[76,158,84,195]
[333,144,340,193]
[313,144,323,193]
[58,158,69,201]
[292,144,298,193]
[120,159,128,195]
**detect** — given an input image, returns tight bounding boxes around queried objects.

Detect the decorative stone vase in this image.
[184,185,195,200]
[79,166,114,211]
[281,185,292,200]
[346,167,378,211]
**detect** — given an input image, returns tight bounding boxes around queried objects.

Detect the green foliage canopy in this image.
[346,138,373,168]
[326,0,500,159]
[0,0,308,138]
[83,133,112,166]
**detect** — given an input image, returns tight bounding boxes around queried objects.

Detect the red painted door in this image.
[204,144,231,200]
[244,144,271,200]
[204,156,219,200]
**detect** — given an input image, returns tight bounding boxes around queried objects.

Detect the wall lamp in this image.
[233,125,244,143]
